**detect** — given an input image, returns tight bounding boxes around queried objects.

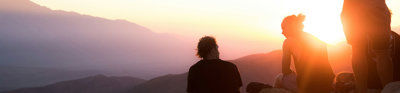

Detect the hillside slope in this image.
[0,75,145,93]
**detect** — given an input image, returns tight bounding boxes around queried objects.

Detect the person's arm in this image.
[282,40,292,74]
[231,64,243,92]
[187,67,197,93]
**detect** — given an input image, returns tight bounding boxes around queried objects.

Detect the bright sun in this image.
[284,0,346,44]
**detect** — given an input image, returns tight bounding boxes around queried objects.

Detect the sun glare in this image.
[303,13,346,44]
[284,0,346,44]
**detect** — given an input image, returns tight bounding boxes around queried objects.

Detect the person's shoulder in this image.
[303,32,326,45]
[283,39,289,44]
[283,38,296,46]
[391,31,400,38]
[189,60,204,70]
[283,39,291,46]
[303,32,319,40]
[219,60,238,68]
[283,38,292,43]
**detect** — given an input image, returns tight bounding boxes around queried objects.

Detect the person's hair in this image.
[281,14,306,37]
[196,36,217,58]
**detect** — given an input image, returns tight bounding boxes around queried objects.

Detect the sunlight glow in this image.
[26,0,400,59]
[30,0,399,46]
[284,0,346,44]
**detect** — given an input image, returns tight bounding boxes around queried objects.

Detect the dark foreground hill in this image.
[0,75,145,93]
[0,66,104,91]
[129,73,188,93]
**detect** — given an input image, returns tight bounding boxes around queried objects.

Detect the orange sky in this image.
[30,0,400,59]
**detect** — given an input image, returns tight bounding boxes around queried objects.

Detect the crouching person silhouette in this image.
[187,36,243,93]
[281,14,335,93]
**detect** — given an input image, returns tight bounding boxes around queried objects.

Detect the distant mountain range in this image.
[0,0,357,92]
[0,50,284,93]
[0,0,197,91]
[1,48,354,93]
[0,66,103,91]
[0,75,146,93]
[394,26,400,33]
[0,0,196,76]
[128,50,285,93]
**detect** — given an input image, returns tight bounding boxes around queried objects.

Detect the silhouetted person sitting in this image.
[187,36,243,93]
[341,0,394,92]
[281,14,335,93]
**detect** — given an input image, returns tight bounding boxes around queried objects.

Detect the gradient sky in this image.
[30,0,400,59]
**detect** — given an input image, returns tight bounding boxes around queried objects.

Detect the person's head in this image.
[335,72,355,93]
[196,36,219,59]
[341,0,391,36]
[336,72,355,83]
[281,14,306,38]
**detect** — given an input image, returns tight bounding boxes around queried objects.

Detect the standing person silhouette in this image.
[281,14,335,93]
[187,36,243,93]
[341,0,394,92]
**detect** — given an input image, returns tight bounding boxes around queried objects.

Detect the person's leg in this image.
[352,44,369,93]
[370,29,393,87]
[367,57,383,89]
[374,49,393,86]
[298,75,334,93]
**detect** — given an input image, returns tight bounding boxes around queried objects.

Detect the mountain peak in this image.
[0,0,50,13]
[394,25,400,33]
[91,74,108,78]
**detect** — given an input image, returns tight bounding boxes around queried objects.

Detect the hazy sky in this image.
[30,0,400,59]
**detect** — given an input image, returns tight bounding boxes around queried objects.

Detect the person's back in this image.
[286,32,335,91]
[188,59,242,93]
[286,32,333,75]
[187,36,242,93]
